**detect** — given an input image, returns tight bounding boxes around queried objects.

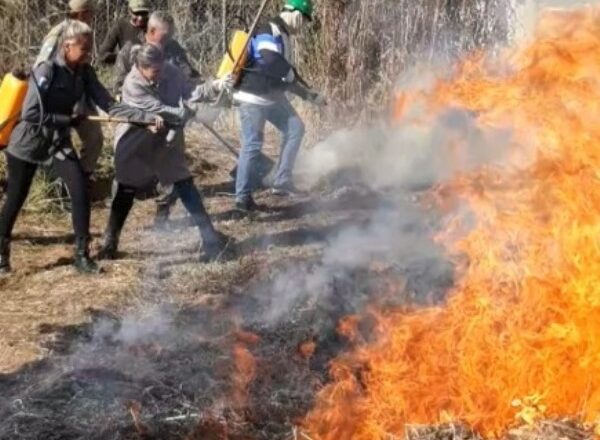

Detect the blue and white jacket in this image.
[235,17,311,105]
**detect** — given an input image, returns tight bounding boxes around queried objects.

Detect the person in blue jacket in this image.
[233,0,326,213]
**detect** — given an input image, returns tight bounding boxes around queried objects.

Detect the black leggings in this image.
[0,152,90,239]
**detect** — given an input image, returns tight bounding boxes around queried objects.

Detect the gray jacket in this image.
[114,63,215,186]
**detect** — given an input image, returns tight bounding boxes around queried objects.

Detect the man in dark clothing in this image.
[98,0,151,65]
[0,21,152,275]
[113,11,199,94]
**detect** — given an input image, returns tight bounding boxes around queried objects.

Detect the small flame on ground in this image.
[299,340,317,360]
[231,343,257,409]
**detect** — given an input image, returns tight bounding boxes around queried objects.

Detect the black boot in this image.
[98,184,135,260]
[200,228,232,262]
[74,236,99,274]
[172,178,232,263]
[153,186,178,230]
[0,238,11,274]
[97,231,120,261]
[153,202,171,230]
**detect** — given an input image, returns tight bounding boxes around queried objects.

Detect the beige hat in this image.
[128,0,152,12]
[68,0,96,12]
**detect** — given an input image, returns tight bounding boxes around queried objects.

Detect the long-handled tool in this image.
[214,0,271,108]
[200,121,275,183]
[86,115,158,126]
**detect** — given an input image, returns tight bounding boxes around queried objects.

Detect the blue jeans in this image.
[235,99,305,201]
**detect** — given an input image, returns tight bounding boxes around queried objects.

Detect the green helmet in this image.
[284,0,313,19]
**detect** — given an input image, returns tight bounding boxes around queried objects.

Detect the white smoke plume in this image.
[298,106,512,192]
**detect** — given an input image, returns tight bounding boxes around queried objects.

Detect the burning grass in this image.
[302,6,600,440]
[2,4,598,440]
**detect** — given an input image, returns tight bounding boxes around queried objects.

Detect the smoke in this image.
[255,54,537,326]
[255,111,509,324]
[299,108,512,192]
[513,0,600,42]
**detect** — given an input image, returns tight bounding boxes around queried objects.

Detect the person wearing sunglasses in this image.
[98,0,152,65]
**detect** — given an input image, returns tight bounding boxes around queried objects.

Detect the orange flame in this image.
[299,340,317,360]
[304,7,600,439]
[231,342,257,409]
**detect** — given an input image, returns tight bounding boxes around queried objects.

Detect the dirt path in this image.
[0,128,403,439]
[0,132,370,374]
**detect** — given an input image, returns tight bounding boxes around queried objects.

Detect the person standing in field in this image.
[112,11,207,229]
[98,0,152,65]
[233,0,326,213]
[0,21,153,274]
[97,44,233,262]
[35,0,105,178]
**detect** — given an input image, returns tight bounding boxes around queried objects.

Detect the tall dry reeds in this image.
[303,0,513,117]
[0,0,513,103]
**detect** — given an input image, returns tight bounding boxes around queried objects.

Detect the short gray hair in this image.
[60,20,93,46]
[147,11,173,33]
[134,43,165,69]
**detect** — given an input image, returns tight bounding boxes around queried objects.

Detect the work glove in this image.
[307,90,327,107]
[212,74,235,93]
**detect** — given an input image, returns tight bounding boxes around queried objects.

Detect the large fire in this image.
[303,7,600,439]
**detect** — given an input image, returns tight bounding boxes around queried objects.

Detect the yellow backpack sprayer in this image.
[0,71,28,149]
[217,30,250,81]
[213,0,275,184]
[215,0,269,97]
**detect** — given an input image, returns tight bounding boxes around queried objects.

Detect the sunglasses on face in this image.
[131,10,149,17]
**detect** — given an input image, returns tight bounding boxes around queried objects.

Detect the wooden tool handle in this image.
[214,0,271,106]
[86,115,155,126]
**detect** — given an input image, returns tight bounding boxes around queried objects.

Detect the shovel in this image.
[198,122,275,185]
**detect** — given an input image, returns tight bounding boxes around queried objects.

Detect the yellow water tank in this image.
[0,73,28,148]
[217,30,250,79]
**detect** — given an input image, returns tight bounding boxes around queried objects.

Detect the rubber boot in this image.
[97,231,120,261]
[97,211,125,261]
[199,227,231,262]
[0,238,11,274]
[173,178,232,262]
[74,236,99,274]
[153,202,171,230]
[153,187,177,230]
[98,184,135,260]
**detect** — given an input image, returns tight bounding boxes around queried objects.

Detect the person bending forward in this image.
[98,44,231,262]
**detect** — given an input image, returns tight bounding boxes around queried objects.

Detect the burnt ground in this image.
[0,130,594,440]
[0,127,451,439]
